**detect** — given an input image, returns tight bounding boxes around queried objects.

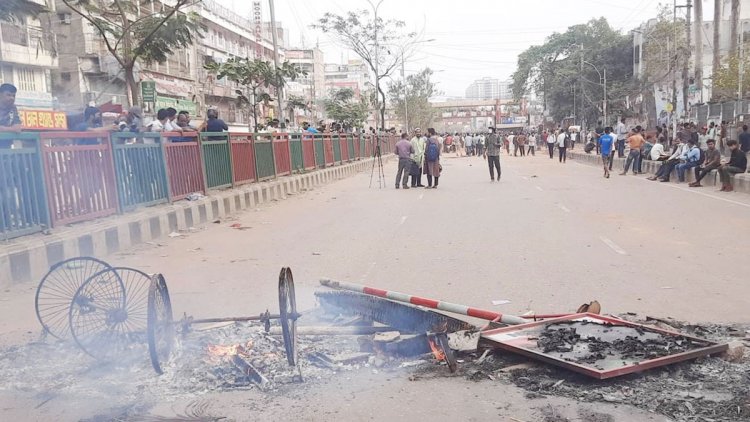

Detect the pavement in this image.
[2,150,749,421]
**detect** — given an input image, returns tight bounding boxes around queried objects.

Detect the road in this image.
[1,150,749,421]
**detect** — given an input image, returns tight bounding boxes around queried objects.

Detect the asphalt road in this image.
[2,149,748,421]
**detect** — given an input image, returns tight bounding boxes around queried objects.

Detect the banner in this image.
[155,96,198,115]
[19,110,68,130]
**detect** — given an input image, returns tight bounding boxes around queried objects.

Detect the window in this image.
[16,67,36,91]
[58,13,72,24]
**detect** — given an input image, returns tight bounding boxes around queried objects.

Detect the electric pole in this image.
[694,0,703,101]
[269,0,284,125]
[401,50,408,133]
[681,0,692,120]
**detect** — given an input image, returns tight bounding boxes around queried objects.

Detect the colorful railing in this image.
[0,130,386,240]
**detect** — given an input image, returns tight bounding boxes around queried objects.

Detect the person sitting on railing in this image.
[147,108,169,132]
[116,106,143,133]
[302,122,318,133]
[198,108,227,141]
[72,106,109,145]
[0,83,22,149]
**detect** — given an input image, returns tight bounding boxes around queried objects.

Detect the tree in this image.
[694,0,703,94]
[313,10,416,131]
[60,0,202,107]
[712,0,721,101]
[712,43,750,100]
[387,68,440,132]
[323,88,369,129]
[511,18,634,126]
[204,58,305,130]
[285,95,310,123]
[0,0,46,23]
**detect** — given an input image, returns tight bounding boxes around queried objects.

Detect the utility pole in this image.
[268,0,283,124]
[367,0,384,131]
[682,0,692,121]
[401,50,408,133]
[694,0,703,101]
[603,68,608,125]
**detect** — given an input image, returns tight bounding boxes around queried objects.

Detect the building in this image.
[324,60,370,99]
[465,77,515,101]
[0,0,58,110]
[285,48,325,124]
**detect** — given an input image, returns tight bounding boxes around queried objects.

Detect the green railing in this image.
[0,132,49,240]
[111,132,170,211]
[314,135,325,168]
[289,133,304,173]
[200,132,232,189]
[332,134,342,163]
[254,137,276,180]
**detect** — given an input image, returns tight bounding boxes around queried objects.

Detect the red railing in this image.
[364,135,373,157]
[272,132,292,176]
[229,133,256,185]
[40,132,119,226]
[353,135,361,159]
[323,134,334,166]
[162,132,205,201]
[340,134,350,162]
[301,133,316,170]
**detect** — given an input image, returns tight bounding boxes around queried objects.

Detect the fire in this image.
[206,341,253,362]
[427,337,446,361]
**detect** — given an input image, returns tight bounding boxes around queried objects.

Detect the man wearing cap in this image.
[0,83,22,148]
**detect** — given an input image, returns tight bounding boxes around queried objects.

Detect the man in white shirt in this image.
[527,132,537,156]
[616,118,628,158]
[465,133,473,156]
[648,140,687,181]
[557,129,568,163]
[650,138,666,161]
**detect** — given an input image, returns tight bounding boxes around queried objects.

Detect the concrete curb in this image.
[0,158,385,287]
[569,151,750,194]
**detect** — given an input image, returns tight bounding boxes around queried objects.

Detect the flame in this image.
[427,337,446,361]
[206,341,253,362]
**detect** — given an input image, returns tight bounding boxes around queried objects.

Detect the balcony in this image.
[0,24,58,68]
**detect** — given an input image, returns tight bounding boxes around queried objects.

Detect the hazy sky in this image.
[217,0,679,97]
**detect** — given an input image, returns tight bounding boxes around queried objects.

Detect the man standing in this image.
[0,83,22,149]
[464,133,473,156]
[620,126,645,175]
[516,132,527,157]
[598,127,615,178]
[615,117,628,158]
[394,133,414,189]
[557,129,569,163]
[527,132,536,156]
[717,140,748,192]
[476,133,485,156]
[690,139,721,187]
[410,129,426,187]
[739,125,750,154]
[424,128,441,189]
[675,139,701,183]
[484,127,502,182]
[546,130,556,159]
[594,121,604,154]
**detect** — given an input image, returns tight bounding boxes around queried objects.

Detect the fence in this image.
[0,132,49,240]
[1,130,381,240]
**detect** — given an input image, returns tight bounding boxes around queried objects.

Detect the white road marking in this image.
[522,176,529,181]
[400,215,408,225]
[535,186,544,191]
[558,204,570,213]
[419,193,424,200]
[599,236,627,255]
[636,177,750,209]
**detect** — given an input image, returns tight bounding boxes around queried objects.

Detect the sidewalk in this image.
[0,157,385,287]
[569,150,750,194]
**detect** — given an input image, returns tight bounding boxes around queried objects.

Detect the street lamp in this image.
[582,59,607,126]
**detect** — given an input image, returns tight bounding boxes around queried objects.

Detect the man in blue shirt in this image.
[302,121,318,133]
[598,127,615,178]
[675,139,701,183]
[0,83,22,149]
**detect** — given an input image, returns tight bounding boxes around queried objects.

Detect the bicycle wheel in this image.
[147,274,174,375]
[278,267,298,366]
[69,267,151,360]
[35,257,112,339]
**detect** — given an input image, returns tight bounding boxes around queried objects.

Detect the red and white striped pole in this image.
[319,278,528,325]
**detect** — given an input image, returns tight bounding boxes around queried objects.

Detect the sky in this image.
[216,0,678,98]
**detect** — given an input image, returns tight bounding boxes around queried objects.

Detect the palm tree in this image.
[0,0,47,23]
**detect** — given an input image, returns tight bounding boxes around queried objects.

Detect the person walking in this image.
[517,132,527,157]
[424,128,441,188]
[598,127,615,178]
[394,133,414,189]
[484,127,502,182]
[464,133,473,156]
[717,140,748,192]
[615,117,628,158]
[410,128,426,187]
[620,126,645,175]
[557,129,569,163]
[547,130,556,159]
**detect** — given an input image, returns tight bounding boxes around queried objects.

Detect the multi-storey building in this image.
[324,60,370,99]
[285,48,325,125]
[0,0,58,110]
